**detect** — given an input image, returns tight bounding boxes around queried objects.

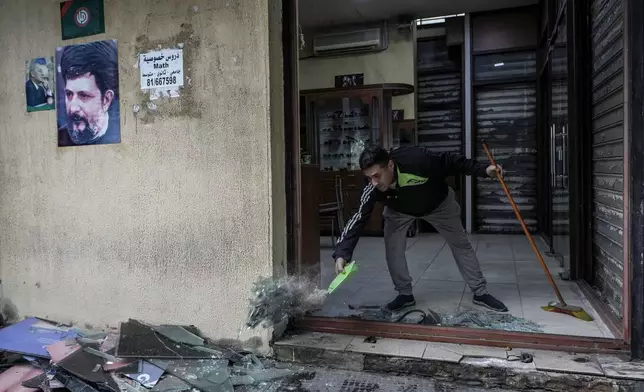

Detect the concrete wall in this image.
[299,24,415,119]
[0,0,285,351]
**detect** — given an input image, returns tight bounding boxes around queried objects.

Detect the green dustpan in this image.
[327,261,358,293]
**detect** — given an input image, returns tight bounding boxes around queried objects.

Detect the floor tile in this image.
[375,265,426,283]
[515,262,563,283]
[483,283,520,299]
[460,356,537,371]
[413,279,467,293]
[420,264,465,282]
[479,263,518,284]
[429,252,456,265]
[274,332,354,351]
[476,251,515,262]
[349,278,398,307]
[444,344,508,359]
[422,342,464,363]
[530,350,605,376]
[346,337,427,358]
[596,355,644,380]
[515,262,550,276]
[516,271,562,284]
[518,281,581,301]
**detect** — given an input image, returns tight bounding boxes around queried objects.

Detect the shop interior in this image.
[292,0,624,342]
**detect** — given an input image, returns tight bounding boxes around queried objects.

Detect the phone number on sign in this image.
[145,76,177,87]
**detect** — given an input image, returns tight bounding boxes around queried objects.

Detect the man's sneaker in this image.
[473,294,508,312]
[385,295,416,312]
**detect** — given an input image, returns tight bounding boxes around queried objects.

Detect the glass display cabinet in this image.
[392,119,417,150]
[302,83,414,235]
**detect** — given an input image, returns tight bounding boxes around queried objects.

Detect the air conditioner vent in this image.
[313,24,388,57]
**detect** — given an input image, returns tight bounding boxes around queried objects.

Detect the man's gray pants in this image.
[383,187,488,297]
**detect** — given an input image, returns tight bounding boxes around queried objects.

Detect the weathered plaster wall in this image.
[299,25,415,119]
[0,0,285,350]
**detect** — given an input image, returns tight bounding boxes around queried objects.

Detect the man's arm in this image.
[332,184,377,261]
[439,152,489,177]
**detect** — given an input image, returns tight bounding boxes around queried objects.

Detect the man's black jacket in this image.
[332,146,489,261]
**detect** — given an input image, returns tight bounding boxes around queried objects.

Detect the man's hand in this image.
[485,164,503,179]
[335,257,348,275]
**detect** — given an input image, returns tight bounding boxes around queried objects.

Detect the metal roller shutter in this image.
[416,39,462,153]
[474,84,538,233]
[590,0,624,319]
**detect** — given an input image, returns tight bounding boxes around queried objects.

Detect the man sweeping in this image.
[333,145,509,313]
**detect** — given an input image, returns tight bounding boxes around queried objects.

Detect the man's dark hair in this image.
[359,145,390,170]
[60,40,118,99]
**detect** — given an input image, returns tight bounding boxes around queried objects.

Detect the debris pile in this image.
[440,309,543,333]
[348,307,544,333]
[246,276,328,329]
[0,317,303,392]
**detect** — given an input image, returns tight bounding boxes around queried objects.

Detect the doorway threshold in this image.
[273,331,644,390]
[295,316,628,354]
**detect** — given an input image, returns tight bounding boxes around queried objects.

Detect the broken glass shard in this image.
[439,309,543,333]
[83,347,117,362]
[246,276,328,329]
[150,375,191,392]
[148,359,232,392]
[54,371,101,392]
[232,368,295,384]
[193,346,223,357]
[116,320,211,359]
[151,325,204,346]
[57,349,119,392]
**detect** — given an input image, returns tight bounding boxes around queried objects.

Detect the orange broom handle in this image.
[481,141,565,305]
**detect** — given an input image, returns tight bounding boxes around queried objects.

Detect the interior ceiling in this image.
[298,0,538,29]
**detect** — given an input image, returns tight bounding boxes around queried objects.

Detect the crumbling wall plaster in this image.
[0,0,285,351]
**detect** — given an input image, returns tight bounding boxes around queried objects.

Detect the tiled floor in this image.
[314,234,614,338]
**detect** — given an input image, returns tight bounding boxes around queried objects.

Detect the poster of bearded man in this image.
[55,39,120,147]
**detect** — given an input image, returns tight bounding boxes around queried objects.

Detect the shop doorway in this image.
[283,0,631,353]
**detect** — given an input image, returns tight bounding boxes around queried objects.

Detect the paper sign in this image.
[140,49,184,90]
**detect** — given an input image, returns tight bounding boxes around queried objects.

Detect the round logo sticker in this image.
[74,7,91,27]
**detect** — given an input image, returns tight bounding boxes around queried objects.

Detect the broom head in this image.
[541,301,594,322]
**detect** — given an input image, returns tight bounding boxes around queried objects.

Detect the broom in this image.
[482,141,593,322]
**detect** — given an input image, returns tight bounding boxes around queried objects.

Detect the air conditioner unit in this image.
[313,25,388,57]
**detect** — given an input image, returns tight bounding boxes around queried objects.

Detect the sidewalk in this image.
[238,365,520,391]
[274,331,644,392]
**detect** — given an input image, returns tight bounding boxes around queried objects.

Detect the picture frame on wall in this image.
[334,73,364,88]
[25,57,55,113]
[55,39,120,147]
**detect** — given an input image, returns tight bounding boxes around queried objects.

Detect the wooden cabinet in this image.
[302,84,414,237]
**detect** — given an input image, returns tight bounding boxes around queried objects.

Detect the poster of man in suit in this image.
[25,57,55,113]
